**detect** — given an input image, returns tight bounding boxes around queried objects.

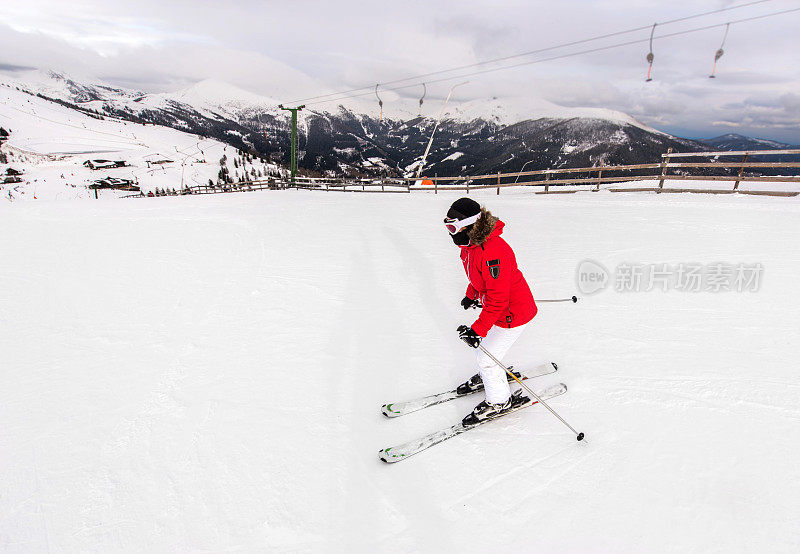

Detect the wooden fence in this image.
[613,148,800,196]
[180,176,411,196]
[395,148,800,197]
[137,148,800,198]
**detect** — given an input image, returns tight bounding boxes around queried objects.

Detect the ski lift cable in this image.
[290,0,777,104]
[301,7,800,107]
[306,8,799,106]
[286,0,780,104]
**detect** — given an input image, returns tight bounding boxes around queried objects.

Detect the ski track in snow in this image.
[1,190,799,552]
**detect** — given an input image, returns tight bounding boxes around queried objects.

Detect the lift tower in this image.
[278,104,304,183]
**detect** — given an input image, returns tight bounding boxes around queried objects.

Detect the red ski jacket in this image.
[460,220,537,337]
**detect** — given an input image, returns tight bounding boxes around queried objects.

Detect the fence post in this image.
[734,153,748,190]
[434,173,438,195]
[381,178,385,192]
[595,161,604,192]
[466,178,470,195]
[544,172,550,193]
[658,147,673,190]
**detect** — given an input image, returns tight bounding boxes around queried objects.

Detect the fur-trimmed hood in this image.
[468,209,500,246]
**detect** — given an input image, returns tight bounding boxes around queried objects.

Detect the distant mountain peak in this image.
[168,79,280,117]
[177,79,270,102]
[443,95,661,134]
[703,133,796,150]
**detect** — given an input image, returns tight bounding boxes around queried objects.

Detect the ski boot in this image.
[456,366,521,396]
[462,389,529,427]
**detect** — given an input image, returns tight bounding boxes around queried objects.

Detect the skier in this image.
[444,197,538,425]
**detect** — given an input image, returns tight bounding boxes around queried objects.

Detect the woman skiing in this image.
[444,197,538,426]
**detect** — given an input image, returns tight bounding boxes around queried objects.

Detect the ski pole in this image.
[537,296,578,303]
[478,344,585,441]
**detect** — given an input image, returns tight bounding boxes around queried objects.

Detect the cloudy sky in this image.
[2,0,799,142]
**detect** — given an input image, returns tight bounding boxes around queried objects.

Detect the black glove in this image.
[457,325,481,348]
[460,296,482,310]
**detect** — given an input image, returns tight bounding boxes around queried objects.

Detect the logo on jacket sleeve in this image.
[487,259,500,279]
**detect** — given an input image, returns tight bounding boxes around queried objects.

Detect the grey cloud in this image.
[1,0,798,142]
[0,63,37,72]
[778,93,800,111]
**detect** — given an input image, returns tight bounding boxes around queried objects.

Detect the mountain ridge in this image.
[701,133,798,151]
[0,69,744,178]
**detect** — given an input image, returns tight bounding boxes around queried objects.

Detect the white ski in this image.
[379,383,568,463]
[381,362,557,418]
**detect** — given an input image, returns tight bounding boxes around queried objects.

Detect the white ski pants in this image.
[476,324,527,404]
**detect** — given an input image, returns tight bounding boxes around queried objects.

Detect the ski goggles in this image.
[443,213,480,235]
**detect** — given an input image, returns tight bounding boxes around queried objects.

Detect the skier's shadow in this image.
[382,227,469,384]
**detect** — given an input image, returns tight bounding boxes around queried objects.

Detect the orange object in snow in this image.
[420,179,434,186]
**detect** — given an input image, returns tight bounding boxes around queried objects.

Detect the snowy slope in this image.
[0,84,280,200]
[0,69,144,107]
[0,70,281,123]
[1,190,799,551]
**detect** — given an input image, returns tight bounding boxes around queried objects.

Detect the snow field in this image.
[1,190,799,552]
[0,85,278,201]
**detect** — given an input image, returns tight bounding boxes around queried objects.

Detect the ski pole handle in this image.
[478,344,585,442]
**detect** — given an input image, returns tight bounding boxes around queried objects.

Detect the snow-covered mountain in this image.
[445,95,659,132]
[699,134,800,174]
[1,69,704,179]
[165,79,279,119]
[701,133,798,151]
[0,79,284,201]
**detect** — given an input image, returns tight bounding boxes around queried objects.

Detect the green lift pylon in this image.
[278,104,304,184]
